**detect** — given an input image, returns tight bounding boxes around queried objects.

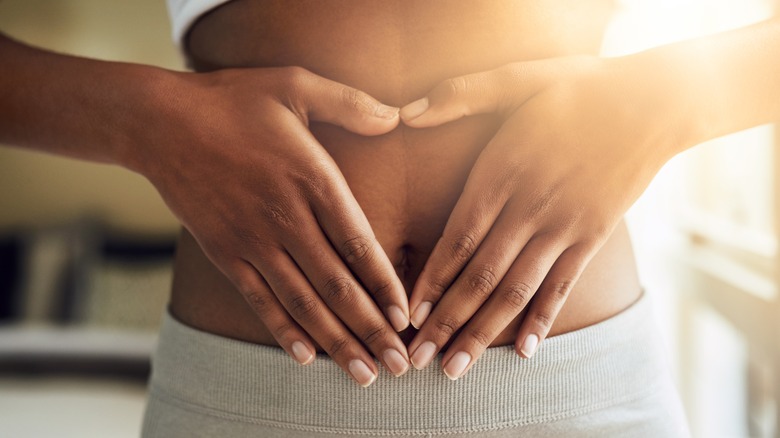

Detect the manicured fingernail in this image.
[520,334,540,358]
[387,305,409,332]
[291,341,314,365]
[349,359,377,387]
[400,97,429,121]
[375,105,400,119]
[410,341,437,370]
[443,351,471,380]
[382,349,409,376]
[410,301,432,329]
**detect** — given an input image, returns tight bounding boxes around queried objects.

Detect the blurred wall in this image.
[0,0,184,234]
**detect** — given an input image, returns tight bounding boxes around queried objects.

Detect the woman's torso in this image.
[169,0,643,349]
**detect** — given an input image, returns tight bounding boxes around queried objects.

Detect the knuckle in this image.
[288,294,319,319]
[361,323,387,346]
[448,232,478,263]
[523,187,557,220]
[340,235,372,265]
[231,274,257,297]
[234,228,272,249]
[443,76,469,99]
[550,279,574,299]
[592,222,614,242]
[273,321,295,339]
[466,266,498,301]
[283,65,310,86]
[297,165,346,204]
[426,274,450,297]
[340,86,373,113]
[295,166,328,194]
[434,316,460,338]
[466,327,492,348]
[502,281,534,309]
[551,210,582,236]
[200,240,228,262]
[277,66,312,122]
[244,291,269,313]
[260,199,296,229]
[371,281,394,302]
[328,336,351,356]
[489,164,524,198]
[323,276,357,306]
[533,310,553,328]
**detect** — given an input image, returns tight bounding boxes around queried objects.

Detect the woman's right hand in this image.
[130,66,411,386]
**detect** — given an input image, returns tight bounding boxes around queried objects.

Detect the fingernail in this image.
[387,305,409,332]
[443,351,471,380]
[410,341,437,370]
[291,341,314,365]
[349,359,377,387]
[375,105,400,119]
[382,349,409,376]
[400,97,429,121]
[520,334,540,358]
[410,301,432,329]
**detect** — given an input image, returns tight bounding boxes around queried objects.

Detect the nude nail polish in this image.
[520,334,540,358]
[349,359,377,387]
[410,341,437,370]
[410,301,432,329]
[387,305,409,332]
[383,349,409,376]
[375,105,400,119]
[443,351,471,380]
[400,97,429,121]
[291,341,314,365]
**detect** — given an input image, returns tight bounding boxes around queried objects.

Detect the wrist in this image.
[602,50,703,162]
[0,35,198,175]
[115,67,199,178]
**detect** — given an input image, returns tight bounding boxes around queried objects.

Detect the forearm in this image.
[0,32,179,171]
[620,18,780,154]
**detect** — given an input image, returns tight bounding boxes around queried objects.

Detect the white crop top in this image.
[166,0,231,48]
[166,0,627,51]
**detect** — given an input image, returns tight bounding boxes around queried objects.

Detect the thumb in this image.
[400,63,539,128]
[295,70,400,136]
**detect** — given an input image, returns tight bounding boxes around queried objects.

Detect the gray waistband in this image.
[147,291,666,435]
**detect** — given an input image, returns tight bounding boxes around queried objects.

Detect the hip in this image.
[169,217,642,348]
[143,287,689,437]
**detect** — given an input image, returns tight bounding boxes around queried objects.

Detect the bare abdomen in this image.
[169,0,642,348]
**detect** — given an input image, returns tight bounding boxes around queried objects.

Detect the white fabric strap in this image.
[165,0,229,47]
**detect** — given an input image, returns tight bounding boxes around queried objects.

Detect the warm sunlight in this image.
[607,1,778,437]
[1,1,779,437]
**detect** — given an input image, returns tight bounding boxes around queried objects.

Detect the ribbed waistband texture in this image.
[147,291,665,435]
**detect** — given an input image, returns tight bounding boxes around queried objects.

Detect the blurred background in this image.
[0,0,778,437]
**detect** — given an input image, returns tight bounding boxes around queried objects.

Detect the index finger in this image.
[307,164,410,332]
[408,164,513,328]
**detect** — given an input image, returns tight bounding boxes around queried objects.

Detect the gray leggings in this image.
[141,291,690,437]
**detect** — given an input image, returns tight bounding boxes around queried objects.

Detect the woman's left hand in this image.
[399,55,688,379]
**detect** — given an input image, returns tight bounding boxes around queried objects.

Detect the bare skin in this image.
[170,0,642,358]
[3,1,780,387]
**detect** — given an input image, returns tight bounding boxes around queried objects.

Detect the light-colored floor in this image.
[0,377,147,438]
